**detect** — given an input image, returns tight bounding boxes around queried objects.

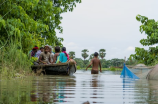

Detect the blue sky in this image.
[57,0,158,60]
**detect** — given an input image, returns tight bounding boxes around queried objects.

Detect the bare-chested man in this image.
[52,46,60,63]
[86,52,102,74]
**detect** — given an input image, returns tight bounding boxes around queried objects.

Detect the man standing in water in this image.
[86,52,102,74]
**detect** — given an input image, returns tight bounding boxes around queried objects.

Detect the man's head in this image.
[40,47,44,52]
[94,52,98,57]
[55,46,60,53]
[32,46,38,52]
[44,46,49,53]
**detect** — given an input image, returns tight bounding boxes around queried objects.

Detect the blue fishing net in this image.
[120,64,139,79]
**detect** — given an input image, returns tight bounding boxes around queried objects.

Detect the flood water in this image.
[1,70,158,104]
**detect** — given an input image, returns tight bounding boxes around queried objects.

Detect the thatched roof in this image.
[133,64,149,69]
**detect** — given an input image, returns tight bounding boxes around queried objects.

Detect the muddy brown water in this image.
[1,70,158,104]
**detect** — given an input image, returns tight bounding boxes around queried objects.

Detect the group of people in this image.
[29,45,102,74]
[29,45,73,65]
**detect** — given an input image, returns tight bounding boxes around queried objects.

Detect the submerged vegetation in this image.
[0,0,81,78]
[0,78,33,103]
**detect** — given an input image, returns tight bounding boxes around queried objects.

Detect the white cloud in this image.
[151,44,158,47]
[111,47,118,50]
[66,42,76,47]
[126,46,135,51]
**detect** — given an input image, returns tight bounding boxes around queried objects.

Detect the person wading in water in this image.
[86,52,102,74]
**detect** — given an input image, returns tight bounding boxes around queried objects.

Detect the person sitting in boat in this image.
[52,46,76,64]
[60,47,76,64]
[52,46,60,63]
[36,47,44,59]
[29,46,38,58]
[48,46,54,63]
[39,45,51,65]
[69,56,77,64]
[59,47,69,63]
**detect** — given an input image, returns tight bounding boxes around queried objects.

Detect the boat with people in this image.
[30,45,77,75]
[31,61,76,75]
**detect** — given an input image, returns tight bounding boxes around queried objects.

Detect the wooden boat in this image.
[31,62,76,75]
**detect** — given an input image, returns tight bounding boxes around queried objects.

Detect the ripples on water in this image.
[1,70,158,104]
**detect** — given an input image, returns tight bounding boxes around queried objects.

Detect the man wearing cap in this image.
[29,46,39,58]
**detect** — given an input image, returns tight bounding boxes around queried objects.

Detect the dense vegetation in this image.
[130,15,158,65]
[0,0,81,78]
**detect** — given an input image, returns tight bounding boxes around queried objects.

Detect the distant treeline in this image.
[69,49,137,68]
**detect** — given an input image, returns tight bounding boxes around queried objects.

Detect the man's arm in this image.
[49,54,51,63]
[86,60,93,71]
[52,54,57,63]
[99,60,102,72]
[59,53,63,63]
[39,54,47,64]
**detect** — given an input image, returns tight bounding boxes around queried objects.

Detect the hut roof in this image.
[133,64,149,69]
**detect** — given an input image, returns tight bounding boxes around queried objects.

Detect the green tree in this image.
[99,49,106,66]
[89,54,94,60]
[69,51,75,59]
[0,0,81,53]
[126,57,138,65]
[104,60,111,68]
[99,49,106,60]
[81,49,89,60]
[110,58,124,67]
[81,49,89,66]
[74,58,84,68]
[130,15,158,65]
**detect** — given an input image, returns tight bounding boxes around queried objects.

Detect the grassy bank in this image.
[0,43,33,79]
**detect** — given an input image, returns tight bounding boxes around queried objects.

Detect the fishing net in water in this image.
[129,68,151,79]
[120,64,139,79]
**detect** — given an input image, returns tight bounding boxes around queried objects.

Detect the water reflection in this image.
[90,75,101,103]
[1,70,158,104]
[31,75,76,103]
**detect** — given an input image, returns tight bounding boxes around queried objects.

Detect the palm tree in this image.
[81,49,89,66]
[99,49,106,66]
[69,51,75,59]
[89,54,94,60]
[99,49,106,60]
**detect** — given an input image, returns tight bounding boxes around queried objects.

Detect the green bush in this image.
[109,67,116,71]
[76,66,81,70]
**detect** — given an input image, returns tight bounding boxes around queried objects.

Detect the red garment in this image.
[33,47,38,50]
[62,51,69,60]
